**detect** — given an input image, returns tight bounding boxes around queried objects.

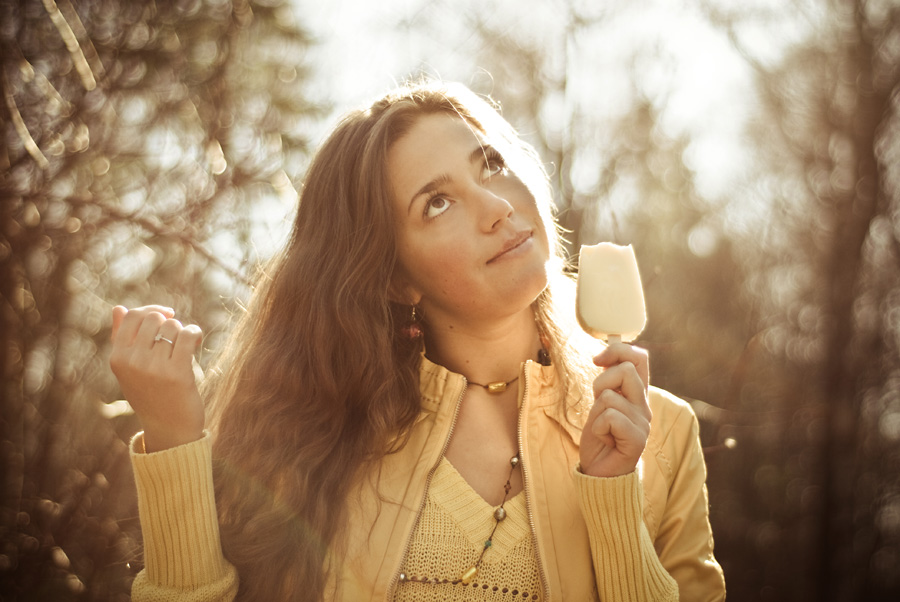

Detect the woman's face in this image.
[388,112,551,325]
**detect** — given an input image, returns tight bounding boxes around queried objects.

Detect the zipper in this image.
[518,360,551,601]
[385,378,467,599]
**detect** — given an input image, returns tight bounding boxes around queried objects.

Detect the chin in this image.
[521,263,552,303]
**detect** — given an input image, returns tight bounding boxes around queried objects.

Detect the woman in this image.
[110,80,725,601]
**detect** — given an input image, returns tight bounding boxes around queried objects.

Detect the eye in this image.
[424,194,451,220]
[483,161,504,179]
[482,149,507,179]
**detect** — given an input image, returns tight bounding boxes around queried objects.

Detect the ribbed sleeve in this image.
[575,468,679,602]
[130,432,238,602]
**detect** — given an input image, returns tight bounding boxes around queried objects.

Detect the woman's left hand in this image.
[579,342,651,478]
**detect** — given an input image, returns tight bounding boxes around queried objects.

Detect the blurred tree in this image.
[0,0,322,598]
[701,0,900,600]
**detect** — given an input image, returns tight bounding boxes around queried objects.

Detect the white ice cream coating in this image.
[576,242,647,342]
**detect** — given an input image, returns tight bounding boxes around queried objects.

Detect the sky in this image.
[279,0,814,254]
[294,0,773,192]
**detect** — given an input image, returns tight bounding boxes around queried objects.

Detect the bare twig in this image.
[41,0,97,91]
[2,70,49,169]
[56,0,106,80]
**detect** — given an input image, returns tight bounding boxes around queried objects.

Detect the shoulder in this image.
[644,386,700,482]
[648,387,697,439]
[640,387,703,536]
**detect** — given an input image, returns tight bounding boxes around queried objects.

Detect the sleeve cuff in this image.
[574,467,644,536]
[131,431,230,589]
[574,467,679,600]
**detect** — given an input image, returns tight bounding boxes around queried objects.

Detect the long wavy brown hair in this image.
[201,80,595,601]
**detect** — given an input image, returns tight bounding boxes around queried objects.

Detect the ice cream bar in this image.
[576,243,647,343]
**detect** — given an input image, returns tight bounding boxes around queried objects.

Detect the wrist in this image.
[141,423,204,453]
[578,456,641,479]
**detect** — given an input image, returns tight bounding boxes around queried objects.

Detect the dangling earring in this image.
[402,305,423,339]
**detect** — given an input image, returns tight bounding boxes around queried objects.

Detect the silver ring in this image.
[154,334,175,346]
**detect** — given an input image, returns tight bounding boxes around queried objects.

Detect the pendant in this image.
[486,381,508,394]
[460,566,478,584]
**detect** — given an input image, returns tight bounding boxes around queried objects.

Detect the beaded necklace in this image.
[397,349,551,596]
[460,452,520,584]
[468,376,519,394]
[397,452,522,587]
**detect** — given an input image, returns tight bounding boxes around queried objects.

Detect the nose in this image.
[476,187,514,232]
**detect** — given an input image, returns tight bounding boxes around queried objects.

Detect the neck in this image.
[422,306,542,384]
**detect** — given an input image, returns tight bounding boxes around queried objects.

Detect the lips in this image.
[488,230,533,263]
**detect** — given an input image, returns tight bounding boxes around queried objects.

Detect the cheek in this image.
[504,178,548,227]
[526,198,553,255]
[410,244,473,293]
[396,235,470,296]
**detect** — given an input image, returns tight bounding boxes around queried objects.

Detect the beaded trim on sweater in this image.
[394,457,542,601]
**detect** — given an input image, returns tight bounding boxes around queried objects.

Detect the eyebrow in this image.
[407,144,495,214]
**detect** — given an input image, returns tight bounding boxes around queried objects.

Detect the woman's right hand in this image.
[579,342,652,479]
[109,305,205,452]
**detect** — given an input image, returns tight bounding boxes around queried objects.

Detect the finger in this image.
[152,318,183,358]
[590,419,616,449]
[134,311,167,350]
[584,395,617,445]
[594,344,650,391]
[619,368,652,422]
[592,387,650,429]
[593,363,652,423]
[594,343,649,387]
[590,406,646,449]
[584,383,610,424]
[111,306,127,341]
[172,324,203,366]
[592,360,636,396]
[113,305,175,347]
[593,342,646,365]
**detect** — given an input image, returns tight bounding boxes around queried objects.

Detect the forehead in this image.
[387,112,486,198]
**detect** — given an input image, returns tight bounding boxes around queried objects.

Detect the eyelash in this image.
[421,148,508,221]
[423,193,450,220]
[483,147,507,178]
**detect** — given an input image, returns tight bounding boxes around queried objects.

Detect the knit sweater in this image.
[130,433,676,602]
[393,457,541,601]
